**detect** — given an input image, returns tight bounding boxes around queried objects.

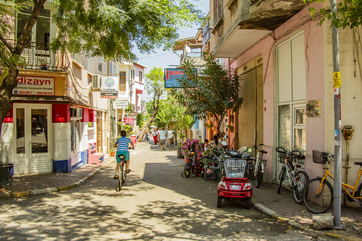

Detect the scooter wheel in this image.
[217,196,223,208]
[245,197,252,209]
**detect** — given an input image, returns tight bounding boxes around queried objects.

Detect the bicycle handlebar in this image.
[276,146,287,153]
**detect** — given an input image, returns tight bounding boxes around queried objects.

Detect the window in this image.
[139,71,143,82]
[213,0,223,26]
[17,7,50,49]
[130,70,135,80]
[71,120,80,154]
[88,73,92,85]
[277,32,306,156]
[119,71,126,91]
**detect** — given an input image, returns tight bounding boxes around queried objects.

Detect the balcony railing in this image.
[17,41,70,72]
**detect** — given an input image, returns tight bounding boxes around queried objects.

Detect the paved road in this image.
[0,144,329,240]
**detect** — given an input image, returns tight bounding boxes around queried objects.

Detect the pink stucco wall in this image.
[230,3,326,181]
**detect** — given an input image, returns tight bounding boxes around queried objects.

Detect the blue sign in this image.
[164,68,197,88]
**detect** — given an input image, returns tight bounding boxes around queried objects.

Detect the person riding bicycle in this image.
[114,130,134,179]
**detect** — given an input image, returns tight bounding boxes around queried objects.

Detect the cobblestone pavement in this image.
[1,142,361,239]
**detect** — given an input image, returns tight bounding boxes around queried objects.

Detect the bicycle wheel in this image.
[356,183,362,207]
[246,160,255,179]
[255,162,263,188]
[292,171,309,204]
[122,164,127,185]
[184,162,191,178]
[303,178,333,214]
[277,166,286,194]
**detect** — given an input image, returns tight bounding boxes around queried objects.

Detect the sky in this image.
[134,1,209,101]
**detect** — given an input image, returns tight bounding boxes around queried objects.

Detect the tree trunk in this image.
[137,109,158,142]
[0,66,18,132]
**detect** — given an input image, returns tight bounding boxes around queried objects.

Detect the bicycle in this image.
[303,150,362,214]
[201,148,227,182]
[246,144,267,188]
[183,152,204,178]
[276,146,309,204]
[115,154,127,192]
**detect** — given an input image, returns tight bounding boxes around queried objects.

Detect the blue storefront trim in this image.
[53,149,89,173]
[71,150,88,172]
[53,159,71,173]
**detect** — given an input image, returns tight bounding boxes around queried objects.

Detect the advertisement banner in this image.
[13,76,55,96]
[123,118,134,124]
[164,68,197,88]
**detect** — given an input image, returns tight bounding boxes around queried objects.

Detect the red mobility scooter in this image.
[217,147,253,209]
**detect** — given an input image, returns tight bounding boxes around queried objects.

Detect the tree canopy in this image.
[305,0,362,28]
[0,0,203,126]
[171,52,243,133]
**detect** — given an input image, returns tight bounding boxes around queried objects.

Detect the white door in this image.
[14,104,52,174]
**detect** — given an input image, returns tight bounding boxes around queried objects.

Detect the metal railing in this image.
[6,40,71,72]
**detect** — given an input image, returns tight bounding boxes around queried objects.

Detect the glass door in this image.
[14,104,52,174]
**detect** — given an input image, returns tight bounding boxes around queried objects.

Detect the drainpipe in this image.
[342,125,354,207]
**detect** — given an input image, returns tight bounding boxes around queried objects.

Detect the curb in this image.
[252,200,351,240]
[1,159,114,199]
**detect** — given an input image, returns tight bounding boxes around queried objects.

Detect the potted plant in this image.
[227,124,234,133]
[180,139,203,161]
[205,123,214,129]
[39,58,48,70]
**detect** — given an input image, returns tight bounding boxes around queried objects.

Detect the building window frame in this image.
[119,71,126,91]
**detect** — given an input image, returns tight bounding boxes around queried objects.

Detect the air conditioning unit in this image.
[92,74,102,90]
[71,108,83,118]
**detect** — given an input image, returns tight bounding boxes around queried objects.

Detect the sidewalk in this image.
[0,155,115,198]
[1,146,361,239]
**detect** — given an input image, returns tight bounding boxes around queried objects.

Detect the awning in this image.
[136,89,143,95]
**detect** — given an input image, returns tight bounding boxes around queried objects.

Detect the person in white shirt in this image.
[157,127,167,151]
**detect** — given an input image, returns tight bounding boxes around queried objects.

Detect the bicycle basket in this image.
[278,152,287,163]
[224,159,247,178]
[312,150,327,164]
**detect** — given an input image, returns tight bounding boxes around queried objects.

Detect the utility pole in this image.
[330,0,345,230]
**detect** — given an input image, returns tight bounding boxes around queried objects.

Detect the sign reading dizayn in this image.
[13,76,54,96]
[164,68,196,88]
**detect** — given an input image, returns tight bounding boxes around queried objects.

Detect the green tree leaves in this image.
[171,52,243,133]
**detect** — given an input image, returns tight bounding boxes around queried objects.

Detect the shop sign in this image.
[113,100,128,109]
[123,118,134,124]
[101,77,118,98]
[13,76,54,96]
[164,68,197,88]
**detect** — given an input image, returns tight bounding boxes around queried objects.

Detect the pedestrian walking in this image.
[145,131,149,144]
[157,127,167,151]
[152,129,158,145]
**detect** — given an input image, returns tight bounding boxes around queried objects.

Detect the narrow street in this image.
[0,143,324,240]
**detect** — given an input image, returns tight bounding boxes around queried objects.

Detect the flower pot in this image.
[228,126,234,133]
[110,151,115,157]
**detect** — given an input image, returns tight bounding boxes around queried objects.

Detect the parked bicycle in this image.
[276,146,309,204]
[183,152,204,178]
[303,150,362,214]
[201,149,224,182]
[115,154,127,192]
[202,147,251,182]
[246,144,267,188]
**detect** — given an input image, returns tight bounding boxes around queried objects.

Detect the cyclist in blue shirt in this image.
[114,130,134,179]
